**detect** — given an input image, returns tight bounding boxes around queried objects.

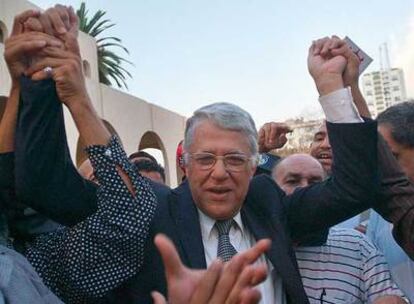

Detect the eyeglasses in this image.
[187,152,255,172]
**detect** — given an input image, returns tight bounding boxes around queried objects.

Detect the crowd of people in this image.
[0,4,413,304]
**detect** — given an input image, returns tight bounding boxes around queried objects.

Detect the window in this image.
[0,21,7,44]
[393,86,400,91]
[83,60,91,78]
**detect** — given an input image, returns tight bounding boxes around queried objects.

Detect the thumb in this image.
[151,291,167,304]
[154,234,184,279]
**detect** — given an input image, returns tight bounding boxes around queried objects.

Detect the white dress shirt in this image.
[198,209,286,304]
[319,87,363,123]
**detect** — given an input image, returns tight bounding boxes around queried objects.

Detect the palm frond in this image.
[76,2,132,90]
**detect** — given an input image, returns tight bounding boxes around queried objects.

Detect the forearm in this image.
[68,99,136,195]
[350,83,372,118]
[15,77,98,226]
[0,85,20,153]
[288,121,378,239]
[68,99,111,147]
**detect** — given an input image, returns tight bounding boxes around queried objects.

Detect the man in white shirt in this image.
[273,153,407,304]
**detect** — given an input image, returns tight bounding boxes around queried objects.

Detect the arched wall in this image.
[0,0,187,189]
[138,131,169,184]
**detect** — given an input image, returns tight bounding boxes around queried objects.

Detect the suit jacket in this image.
[13,78,380,303]
[112,178,310,303]
[374,134,414,259]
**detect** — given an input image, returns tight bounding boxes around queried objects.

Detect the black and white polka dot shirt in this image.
[26,137,158,303]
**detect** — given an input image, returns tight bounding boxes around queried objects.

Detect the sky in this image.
[32,0,414,128]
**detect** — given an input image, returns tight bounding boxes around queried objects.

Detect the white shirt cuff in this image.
[319,87,363,123]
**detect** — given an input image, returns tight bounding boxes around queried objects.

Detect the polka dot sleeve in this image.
[26,136,158,303]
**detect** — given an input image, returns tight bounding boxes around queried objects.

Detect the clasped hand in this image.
[4,5,89,109]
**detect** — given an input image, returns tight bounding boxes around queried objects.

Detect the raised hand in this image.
[308,36,347,95]
[327,36,371,118]
[23,6,86,111]
[23,5,77,38]
[258,122,292,153]
[4,10,63,86]
[152,234,270,304]
[25,35,86,110]
[328,36,361,88]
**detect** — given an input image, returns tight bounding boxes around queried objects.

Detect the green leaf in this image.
[77,1,132,90]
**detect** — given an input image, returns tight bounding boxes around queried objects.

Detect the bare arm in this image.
[0,86,20,153]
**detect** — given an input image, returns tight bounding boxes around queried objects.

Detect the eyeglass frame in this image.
[184,152,258,172]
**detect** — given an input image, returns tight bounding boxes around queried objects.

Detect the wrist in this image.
[348,81,359,90]
[68,96,94,115]
[315,74,344,96]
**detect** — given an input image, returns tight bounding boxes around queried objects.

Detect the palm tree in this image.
[77,2,132,89]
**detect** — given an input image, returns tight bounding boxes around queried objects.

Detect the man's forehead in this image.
[191,121,250,150]
[277,155,324,176]
[312,122,327,139]
[316,122,327,133]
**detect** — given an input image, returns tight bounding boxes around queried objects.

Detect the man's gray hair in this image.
[377,101,414,148]
[184,102,258,156]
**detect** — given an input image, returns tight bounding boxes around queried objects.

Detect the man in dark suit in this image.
[12,9,379,304]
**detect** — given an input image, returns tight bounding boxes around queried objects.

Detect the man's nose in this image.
[320,136,331,149]
[210,158,229,179]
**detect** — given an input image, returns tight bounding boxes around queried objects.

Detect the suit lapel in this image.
[242,203,309,303]
[170,181,207,269]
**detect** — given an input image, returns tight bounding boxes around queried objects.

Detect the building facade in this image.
[361,68,407,117]
[0,0,187,186]
[278,118,322,156]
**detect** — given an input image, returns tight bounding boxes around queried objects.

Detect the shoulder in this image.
[328,228,378,256]
[149,180,172,201]
[244,174,285,215]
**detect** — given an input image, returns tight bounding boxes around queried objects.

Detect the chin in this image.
[205,204,238,220]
